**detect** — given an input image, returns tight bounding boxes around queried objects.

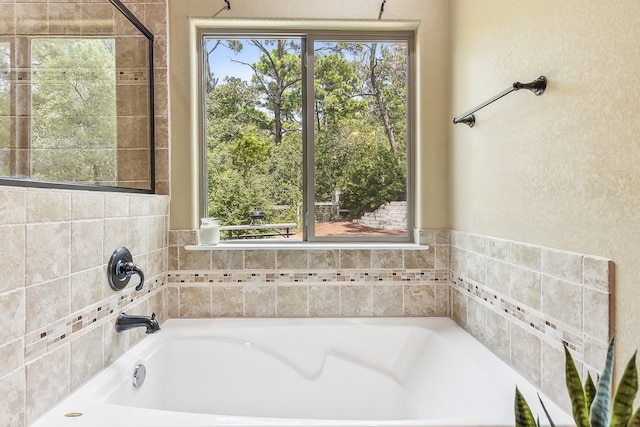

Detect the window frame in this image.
[199,29,415,244]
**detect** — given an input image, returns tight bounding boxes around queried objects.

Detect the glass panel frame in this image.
[0,0,155,194]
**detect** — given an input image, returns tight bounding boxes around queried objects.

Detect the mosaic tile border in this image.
[451,273,585,357]
[24,276,166,363]
[167,269,449,285]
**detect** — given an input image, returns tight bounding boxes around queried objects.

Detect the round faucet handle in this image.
[107,247,145,291]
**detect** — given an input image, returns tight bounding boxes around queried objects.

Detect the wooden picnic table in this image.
[219,223,297,239]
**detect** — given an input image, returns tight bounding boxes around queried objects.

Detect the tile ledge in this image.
[185,243,429,251]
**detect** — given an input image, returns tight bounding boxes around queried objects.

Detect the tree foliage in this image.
[205,38,408,227]
[30,39,117,184]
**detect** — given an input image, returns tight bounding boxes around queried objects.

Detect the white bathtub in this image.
[32,318,572,427]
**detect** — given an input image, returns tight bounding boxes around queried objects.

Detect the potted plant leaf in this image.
[515,336,640,427]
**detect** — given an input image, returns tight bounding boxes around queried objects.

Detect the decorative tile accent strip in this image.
[167,269,448,285]
[24,276,167,363]
[451,274,585,357]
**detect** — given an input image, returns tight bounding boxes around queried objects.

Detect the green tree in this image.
[247,39,302,145]
[338,129,406,217]
[30,38,117,184]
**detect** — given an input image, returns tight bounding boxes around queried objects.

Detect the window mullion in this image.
[303,35,315,242]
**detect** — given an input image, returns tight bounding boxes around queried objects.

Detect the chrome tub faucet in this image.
[115,312,161,334]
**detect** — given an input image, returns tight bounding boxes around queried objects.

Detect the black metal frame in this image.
[0,0,156,194]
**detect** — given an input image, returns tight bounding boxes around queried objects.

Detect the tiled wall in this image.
[449,230,613,411]
[166,229,451,319]
[0,187,169,427]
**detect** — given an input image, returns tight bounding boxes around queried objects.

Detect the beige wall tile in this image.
[178,247,211,270]
[102,322,130,370]
[179,286,212,317]
[485,310,510,363]
[245,250,276,270]
[309,285,340,317]
[510,242,541,271]
[583,337,608,373]
[435,229,450,244]
[26,278,69,333]
[371,250,403,269]
[148,216,166,251]
[466,298,486,343]
[583,257,613,293]
[127,216,149,255]
[70,267,103,313]
[404,248,435,269]
[0,225,25,293]
[463,250,486,284]
[25,222,70,286]
[0,290,24,346]
[0,338,23,379]
[70,327,104,391]
[71,220,104,273]
[71,192,105,221]
[510,265,541,310]
[434,285,449,316]
[26,191,70,223]
[486,258,510,295]
[434,245,449,270]
[372,285,403,316]
[541,275,583,331]
[541,248,583,283]
[450,288,467,326]
[103,218,129,259]
[276,250,308,270]
[340,285,370,316]
[212,286,243,317]
[487,237,510,262]
[26,344,70,424]
[0,368,25,427]
[244,286,275,317]
[211,250,244,270]
[104,194,130,218]
[165,286,180,319]
[541,341,571,412]
[276,286,308,317]
[583,287,610,344]
[511,324,541,387]
[308,250,339,269]
[339,250,371,269]
[403,285,434,316]
[0,189,26,224]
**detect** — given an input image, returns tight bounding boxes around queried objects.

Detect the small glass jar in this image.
[198,218,220,246]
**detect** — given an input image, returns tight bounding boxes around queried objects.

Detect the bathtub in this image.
[32,317,572,427]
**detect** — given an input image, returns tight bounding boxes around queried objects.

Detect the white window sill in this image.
[185,242,429,250]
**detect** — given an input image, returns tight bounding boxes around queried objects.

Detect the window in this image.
[202,32,413,242]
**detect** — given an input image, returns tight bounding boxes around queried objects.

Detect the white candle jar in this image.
[198,218,220,245]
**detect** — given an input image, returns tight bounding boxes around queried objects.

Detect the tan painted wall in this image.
[449,0,640,360]
[168,0,450,231]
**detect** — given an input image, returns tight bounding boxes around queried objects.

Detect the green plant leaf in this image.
[565,343,591,427]
[610,351,638,427]
[537,393,557,427]
[515,386,539,427]
[591,336,616,427]
[627,406,640,427]
[585,372,597,410]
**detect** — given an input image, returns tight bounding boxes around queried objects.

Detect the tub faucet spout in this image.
[115,312,160,334]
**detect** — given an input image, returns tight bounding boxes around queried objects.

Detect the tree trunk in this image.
[368,42,400,166]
